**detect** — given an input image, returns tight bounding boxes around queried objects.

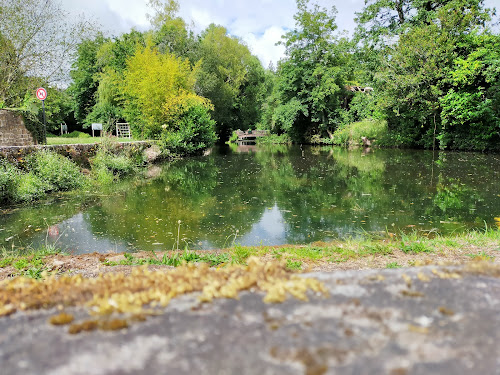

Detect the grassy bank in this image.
[0,140,148,204]
[47,137,135,145]
[1,229,498,279]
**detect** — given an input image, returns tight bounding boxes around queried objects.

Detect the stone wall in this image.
[0,110,36,147]
[0,141,154,167]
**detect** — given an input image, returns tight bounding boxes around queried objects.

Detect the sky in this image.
[63,0,499,67]
[62,0,366,67]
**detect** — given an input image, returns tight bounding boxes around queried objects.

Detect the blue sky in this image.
[63,0,498,66]
[63,0,365,66]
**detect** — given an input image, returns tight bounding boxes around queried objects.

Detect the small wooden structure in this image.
[91,123,103,137]
[345,86,374,93]
[60,122,68,135]
[235,129,269,142]
[116,123,131,138]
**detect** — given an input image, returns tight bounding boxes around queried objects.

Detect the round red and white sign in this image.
[36,87,47,101]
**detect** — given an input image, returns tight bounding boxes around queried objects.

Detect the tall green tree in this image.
[439,32,500,150]
[374,0,497,149]
[269,0,353,141]
[68,34,108,124]
[195,24,267,139]
[69,31,145,128]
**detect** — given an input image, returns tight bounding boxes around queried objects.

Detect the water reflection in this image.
[1,146,499,254]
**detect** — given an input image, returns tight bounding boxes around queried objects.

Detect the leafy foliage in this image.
[266,0,354,141]
[195,25,269,139]
[0,0,95,108]
[26,151,84,192]
[123,42,201,139]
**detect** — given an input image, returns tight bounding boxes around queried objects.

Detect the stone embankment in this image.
[0,264,498,375]
[0,142,155,165]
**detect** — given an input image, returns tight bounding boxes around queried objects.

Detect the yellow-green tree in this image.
[124,42,197,137]
[123,42,216,154]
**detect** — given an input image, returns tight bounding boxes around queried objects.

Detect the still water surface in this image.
[1,145,499,254]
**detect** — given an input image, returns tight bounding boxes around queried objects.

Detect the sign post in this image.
[36,87,47,144]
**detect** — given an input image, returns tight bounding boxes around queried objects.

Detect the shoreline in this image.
[1,229,498,280]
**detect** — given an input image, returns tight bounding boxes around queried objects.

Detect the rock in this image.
[50,260,65,270]
[0,265,498,374]
[144,145,161,163]
[146,166,162,179]
[361,136,372,147]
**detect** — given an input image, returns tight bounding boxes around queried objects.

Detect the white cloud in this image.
[61,0,370,64]
[242,26,287,67]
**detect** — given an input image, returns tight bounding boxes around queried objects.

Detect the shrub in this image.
[13,172,48,202]
[91,149,136,177]
[60,131,91,139]
[159,103,217,157]
[92,165,115,185]
[0,160,18,202]
[332,119,387,146]
[26,150,84,191]
[256,133,292,145]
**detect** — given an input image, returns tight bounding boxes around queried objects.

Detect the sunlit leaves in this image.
[123,41,202,138]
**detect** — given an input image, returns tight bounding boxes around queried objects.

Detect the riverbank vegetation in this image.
[1,0,498,152]
[0,141,149,204]
[0,228,498,279]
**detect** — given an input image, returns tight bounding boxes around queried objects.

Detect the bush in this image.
[256,133,292,145]
[26,150,84,192]
[60,131,91,139]
[13,172,48,202]
[91,149,136,177]
[159,103,217,157]
[228,131,239,143]
[0,160,18,202]
[332,119,387,146]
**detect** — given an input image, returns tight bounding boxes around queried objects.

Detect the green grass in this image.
[1,229,498,278]
[47,137,135,145]
[0,245,62,279]
[286,259,302,271]
[103,250,230,268]
[386,262,402,269]
[224,228,499,264]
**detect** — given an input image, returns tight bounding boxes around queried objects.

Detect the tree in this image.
[269,0,353,141]
[69,31,146,127]
[68,34,108,124]
[355,0,492,46]
[374,0,497,149]
[146,0,180,31]
[0,0,96,107]
[439,32,500,150]
[195,24,267,139]
[123,41,211,138]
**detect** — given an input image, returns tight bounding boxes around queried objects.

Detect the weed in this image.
[386,262,402,269]
[332,119,387,146]
[400,239,432,254]
[26,150,84,192]
[230,244,252,265]
[91,144,136,178]
[0,246,63,279]
[465,251,495,261]
[103,251,230,268]
[286,260,302,271]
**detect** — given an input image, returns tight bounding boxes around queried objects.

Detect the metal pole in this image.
[42,99,46,144]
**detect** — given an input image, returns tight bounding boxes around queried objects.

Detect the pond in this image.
[1,145,499,254]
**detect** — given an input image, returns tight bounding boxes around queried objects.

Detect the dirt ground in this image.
[1,242,498,281]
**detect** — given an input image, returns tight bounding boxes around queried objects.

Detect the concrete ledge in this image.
[0,264,498,375]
